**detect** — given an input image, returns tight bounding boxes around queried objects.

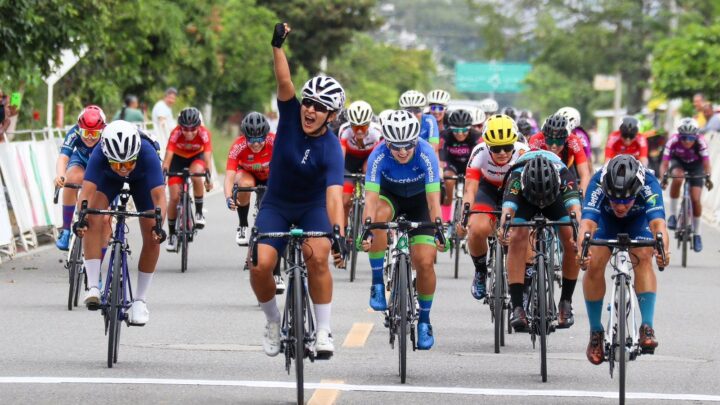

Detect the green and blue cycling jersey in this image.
[365,139,441,197]
[419,113,440,145]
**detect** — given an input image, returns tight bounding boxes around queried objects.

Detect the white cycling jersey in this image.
[465,142,529,187]
[338,122,383,158]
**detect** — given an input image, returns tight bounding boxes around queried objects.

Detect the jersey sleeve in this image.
[419,141,441,193]
[425,115,440,144]
[559,167,581,208]
[365,145,386,193]
[568,135,587,165]
[581,172,604,223]
[60,128,78,157]
[140,140,165,189]
[465,144,485,181]
[604,135,616,160]
[501,171,522,211]
[662,135,677,161]
[201,127,213,152]
[642,174,665,221]
[225,137,244,171]
[276,97,301,140]
[166,128,180,153]
[325,136,345,188]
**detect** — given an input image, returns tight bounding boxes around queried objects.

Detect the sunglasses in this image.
[247,137,266,144]
[429,104,446,112]
[81,129,101,140]
[352,124,369,133]
[387,141,417,151]
[181,126,199,132]
[108,158,137,171]
[489,144,514,154]
[680,135,697,142]
[301,98,330,113]
[545,137,566,146]
[403,107,423,115]
[451,127,469,134]
[609,196,636,205]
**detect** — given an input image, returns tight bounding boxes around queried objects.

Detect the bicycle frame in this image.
[605,250,640,365]
[102,214,133,315]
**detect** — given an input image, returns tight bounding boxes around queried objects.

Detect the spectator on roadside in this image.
[0,88,19,142]
[693,93,708,127]
[266,110,279,133]
[113,94,145,124]
[151,87,177,144]
[700,102,720,135]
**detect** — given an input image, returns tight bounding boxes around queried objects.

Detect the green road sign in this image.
[455,61,532,93]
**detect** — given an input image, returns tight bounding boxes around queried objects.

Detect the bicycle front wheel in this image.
[618,276,628,405]
[398,256,409,383]
[107,243,123,368]
[537,259,548,382]
[493,240,504,353]
[293,266,305,404]
[67,236,82,311]
[349,199,361,282]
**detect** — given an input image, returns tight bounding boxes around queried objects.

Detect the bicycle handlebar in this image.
[53,181,83,204]
[360,217,446,247]
[461,202,501,227]
[249,226,341,267]
[231,184,267,204]
[580,232,666,271]
[663,173,709,180]
[502,212,578,241]
[344,173,366,180]
[443,174,464,181]
[75,200,165,242]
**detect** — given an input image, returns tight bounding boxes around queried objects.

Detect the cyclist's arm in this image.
[162,150,174,172]
[55,154,70,185]
[327,185,345,236]
[576,159,590,194]
[203,150,213,174]
[658,159,669,180]
[273,45,295,102]
[362,189,379,223]
[649,218,669,263]
[577,218,598,251]
[639,136,649,166]
[224,169,237,200]
[462,178,479,213]
[704,159,712,177]
[500,171,521,227]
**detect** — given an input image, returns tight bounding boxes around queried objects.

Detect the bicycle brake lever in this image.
[461,202,470,228]
[434,217,446,247]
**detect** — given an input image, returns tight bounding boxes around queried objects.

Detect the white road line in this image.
[0,377,718,402]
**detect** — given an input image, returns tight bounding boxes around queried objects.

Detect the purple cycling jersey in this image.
[572,127,592,159]
[662,133,710,164]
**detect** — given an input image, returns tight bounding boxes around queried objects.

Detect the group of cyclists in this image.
[51,21,714,372]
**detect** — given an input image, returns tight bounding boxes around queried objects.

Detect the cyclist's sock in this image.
[369,251,385,285]
[693,216,702,234]
[584,299,604,332]
[441,204,452,222]
[135,270,154,302]
[471,254,487,275]
[509,283,524,309]
[259,296,281,323]
[84,259,101,289]
[168,219,176,235]
[62,205,75,230]
[670,198,679,216]
[637,292,656,328]
[238,204,250,227]
[195,197,203,215]
[314,303,331,332]
[418,294,433,324]
[560,278,577,302]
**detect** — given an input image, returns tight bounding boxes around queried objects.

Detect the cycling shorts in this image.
[511,194,570,223]
[168,153,206,186]
[444,163,463,176]
[95,175,161,212]
[669,158,704,187]
[380,189,434,241]
[255,202,332,254]
[67,150,90,170]
[472,180,501,220]
[594,212,652,241]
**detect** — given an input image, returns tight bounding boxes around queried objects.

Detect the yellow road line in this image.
[308,379,343,405]
[342,322,374,348]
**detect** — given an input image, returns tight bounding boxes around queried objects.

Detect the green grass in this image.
[210,126,236,174]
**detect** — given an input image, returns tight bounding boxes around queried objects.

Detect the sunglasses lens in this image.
[302,98,329,113]
[248,137,265,144]
[389,142,415,151]
[430,105,445,112]
[82,129,100,139]
[681,135,697,142]
[452,127,469,133]
[490,145,513,153]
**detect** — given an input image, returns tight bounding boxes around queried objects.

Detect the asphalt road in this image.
[1,190,720,404]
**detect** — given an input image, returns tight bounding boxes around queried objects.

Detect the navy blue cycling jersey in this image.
[365,139,441,198]
[582,168,665,223]
[84,138,164,189]
[60,125,99,159]
[419,113,440,145]
[263,97,345,207]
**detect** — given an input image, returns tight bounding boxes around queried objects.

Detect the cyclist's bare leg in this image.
[632,247,656,294]
[304,238,333,304]
[83,191,110,261]
[190,161,206,200]
[467,214,493,256]
[342,190,352,226]
[559,226,580,280]
[138,216,161,273]
[368,199,393,254]
[63,165,84,206]
[250,245,279,303]
[411,244,437,296]
[669,167,684,200]
[582,246,612,301]
[443,169,455,206]
[507,227,530,285]
[690,185,703,217]
[235,170,256,206]
[167,184,181,220]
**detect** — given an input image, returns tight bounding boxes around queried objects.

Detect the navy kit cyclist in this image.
[252,22,346,358]
[360,109,445,350]
[440,109,479,206]
[499,151,582,332]
[76,120,167,326]
[54,105,107,250]
[578,155,670,364]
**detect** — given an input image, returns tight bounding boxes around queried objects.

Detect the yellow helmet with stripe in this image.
[482,114,518,146]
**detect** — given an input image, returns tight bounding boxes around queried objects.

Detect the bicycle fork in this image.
[605,259,639,363]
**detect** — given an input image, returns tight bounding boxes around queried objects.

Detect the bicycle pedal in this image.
[86,303,100,311]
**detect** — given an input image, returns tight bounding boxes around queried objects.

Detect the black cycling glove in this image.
[271,23,289,48]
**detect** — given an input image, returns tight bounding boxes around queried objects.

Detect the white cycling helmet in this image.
[301,75,346,111]
[101,120,142,162]
[479,98,499,114]
[381,110,420,143]
[556,106,581,131]
[471,108,486,126]
[347,100,373,126]
[677,117,700,135]
[398,90,427,108]
[427,89,451,106]
[377,109,394,125]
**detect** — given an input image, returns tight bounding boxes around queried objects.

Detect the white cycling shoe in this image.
[263,321,282,357]
[236,227,249,246]
[129,300,149,326]
[84,287,101,307]
[315,328,334,358]
[274,275,286,295]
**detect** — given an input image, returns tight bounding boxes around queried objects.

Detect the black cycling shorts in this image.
[669,158,704,187]
[379,189,434,238]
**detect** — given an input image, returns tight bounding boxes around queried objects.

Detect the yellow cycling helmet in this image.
[482,114,519,146]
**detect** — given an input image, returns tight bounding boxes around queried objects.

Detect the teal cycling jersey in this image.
[582,169,665,223]
[419,114,439,145]
[365,139,441,198]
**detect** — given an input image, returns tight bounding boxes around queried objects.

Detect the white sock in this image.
[314,303,332,333]
[135,271,154,302]
[84,259,101,289]
[260,297,281,323]
[693,216,702,234]
[669,198,679,216]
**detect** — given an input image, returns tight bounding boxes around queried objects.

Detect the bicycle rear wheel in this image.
[537,259,548,382]
[680,198,689,268]
[107,243,123,368]
[181,199,191,273]
[618,276,628,405]
[67,236,82,311]
[493,240,504,353]
[398,256,409,383]
[349,198,361,282]
[293,266,305,405]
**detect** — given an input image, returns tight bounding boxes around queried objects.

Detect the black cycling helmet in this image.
[517,118,534,137]
[178,107,201,128]
[542,114,568,138]
[619,116,639,139]
[502,107,518,120]
[447,109,473,128]
[602,154,645,199]
[521,155,560,208]
[241,112,270,139]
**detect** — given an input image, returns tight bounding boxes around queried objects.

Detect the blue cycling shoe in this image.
[471,271,487,300]
[417,322,435,350]
[369,284,387,311]
[667,215,677,230]
[56,229,71,251]
[693,235,703,252]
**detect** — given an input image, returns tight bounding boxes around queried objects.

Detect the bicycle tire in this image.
[349,198,361,282]
[107,243,123,368]
[618,275,627,405]
[67,236,82,311]
[538,257,548,382]
[293,265,305,405]
[681,204,688,268]
[452,200,462,279]
[73,269,85,308]
[493,240,504,353]
[398,255,409,384]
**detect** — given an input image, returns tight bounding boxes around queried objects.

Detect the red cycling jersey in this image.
[167,125,213,158]
[226,133,275,182]
[528,132,587,168]
[604,130,648,161]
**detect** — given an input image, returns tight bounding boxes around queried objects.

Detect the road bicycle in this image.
[663,172,710,267]
[504,212,577,382]
[76,190,164,368]
[580,232,666,405]
[344,173,365,282]
[54,182,84,310]
[444,174,465,279]
[166,168,209,273]
[361,217,445,384]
